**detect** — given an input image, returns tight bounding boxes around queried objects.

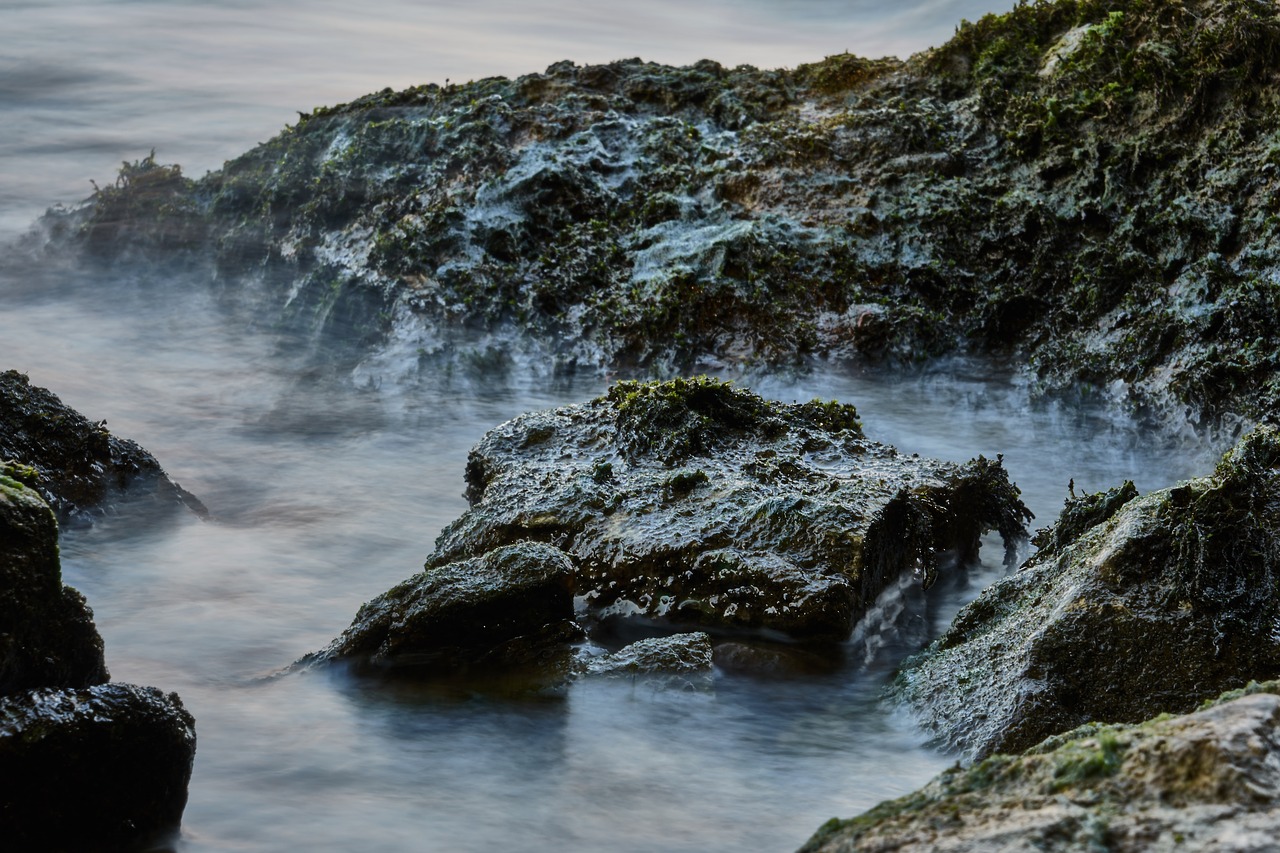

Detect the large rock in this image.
[34,0,1280,430]
[894,424,1280,760]
[0,683,197,851]
[0,369,204,521]
[0,466,107,693]
[309,379,1030,685]
[800,683,1280,853]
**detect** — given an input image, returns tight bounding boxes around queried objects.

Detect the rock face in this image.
[0,683,197,852]
[35,0,1280,430]
[800,683,1280,853]
[311,378,1030,682]
[894,424,1280,761]
[0,369,204,521]
[0,460,196,847]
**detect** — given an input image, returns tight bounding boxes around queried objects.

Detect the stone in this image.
[800,683,1280,853]
[894,424,1280,760]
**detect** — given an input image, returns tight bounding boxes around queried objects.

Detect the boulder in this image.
[0,466,107,693]
[894,424,1280,760]
[0,683,197,851]
[800,683,1280,853]
[309,378,1030,688]
[0,369,205,521]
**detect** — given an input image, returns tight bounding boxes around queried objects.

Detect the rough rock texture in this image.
[0,369,204,520]
[0,467,108,693]
[0,683,197,852]
[894,424,1280,761]
[800,683,1280,853]
[434,378,1030,644]
[309,378,1030,685]
[583,632,714,677]
[35,0,1280,431]
[304,541,581,677]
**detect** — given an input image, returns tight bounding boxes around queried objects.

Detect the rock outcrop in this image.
[0,435,196,848]
[800,683,1280,853]
[308,378,1031,683]
[0,369,204,521]
[894,424,1280,761]
[33,0,1280,431]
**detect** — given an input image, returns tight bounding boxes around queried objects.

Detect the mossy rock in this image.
[894,424,1280,760]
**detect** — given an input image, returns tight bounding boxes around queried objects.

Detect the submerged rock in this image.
[895,424,1280,760]
[583,632,714,678]
[800,683,1280,853]
[0,369,205,521]
[0,683,196,852]
[310,379,1030,686]
[33,0,1280,431]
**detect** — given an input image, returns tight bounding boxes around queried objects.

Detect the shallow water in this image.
[0,2,1227,851]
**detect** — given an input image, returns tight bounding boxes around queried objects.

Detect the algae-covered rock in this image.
[800,683,1280,853]
[34,0,1280,430]
[0,369,204,520]
[583,632,714,678]
[305,541,580,678]
[435,378,1029,644]
[0,467,108,693]
[895,424,1280,760]
[0,683,197,851]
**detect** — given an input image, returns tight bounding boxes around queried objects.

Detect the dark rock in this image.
[800,683,1280,853]
[0,466,108,693]
[434,378,1030,646]
[894,424,1280,760]
[0,683,197,852]
[0,369,205,521]
[304,541,581,678]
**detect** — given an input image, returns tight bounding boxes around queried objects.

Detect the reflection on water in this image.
[0,259,1221,851]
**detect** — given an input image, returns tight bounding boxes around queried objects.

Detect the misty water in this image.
[0,2,1227,851]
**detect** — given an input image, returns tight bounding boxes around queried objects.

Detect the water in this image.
[0,2,1226,851]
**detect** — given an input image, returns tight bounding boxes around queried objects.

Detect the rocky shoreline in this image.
[7,0,1280,849]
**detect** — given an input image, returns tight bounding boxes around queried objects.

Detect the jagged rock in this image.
[0,683,196,852]
[303,541,581,678]
[433,378,1030,646]
[0,369,205,521]
[894,424,1280,761]
[33,0,1280,430]
[800,683,1280,853]
[306,379,1029,687]
[0,466,108,693]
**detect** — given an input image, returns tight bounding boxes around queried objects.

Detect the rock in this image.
[0,369,205,521]
[303,541,581,678]
[894,424,1280,760]
[0,466,108,693]
[799,683,1280,853]
[0,683,197,852]
[582,632,714,677]
[433,378,1031,646]
[33,0,1280,431]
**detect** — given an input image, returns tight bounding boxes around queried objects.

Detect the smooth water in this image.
[0,2,1225,851]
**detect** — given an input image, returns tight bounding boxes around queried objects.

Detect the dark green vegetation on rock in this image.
[310,379,1030,684]
[0,683,197,853]
[0,369,204,521]
[35,0,1280,431]
[894,424,1280,760]
[801,682,1280,852]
